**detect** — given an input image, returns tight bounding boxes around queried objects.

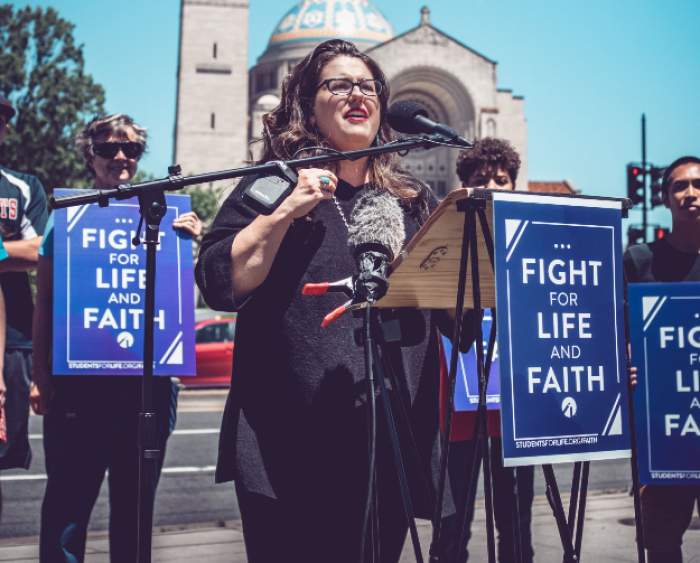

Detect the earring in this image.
[313,125,320,138]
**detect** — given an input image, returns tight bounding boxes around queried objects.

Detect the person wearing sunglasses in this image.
[196,39,467,563]
[31,114,201,562]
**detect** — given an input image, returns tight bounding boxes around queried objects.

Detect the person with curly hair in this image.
[455,137,521,191]
[442,138,535,563]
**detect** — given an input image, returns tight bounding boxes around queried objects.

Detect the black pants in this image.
[443,437,535,563]
[40,376,177,563]
[235,411,416,563]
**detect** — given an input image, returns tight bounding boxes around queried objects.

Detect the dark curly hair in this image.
[455,138,521,185]
[255,39,426,212]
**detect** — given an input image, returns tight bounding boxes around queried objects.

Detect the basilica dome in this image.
[269,0,395,49]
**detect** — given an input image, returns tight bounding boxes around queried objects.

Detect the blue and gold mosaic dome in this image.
[270,0,395,48]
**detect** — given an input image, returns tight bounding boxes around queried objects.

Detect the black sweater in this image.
[624,238,700,283]
[196,176,453,516]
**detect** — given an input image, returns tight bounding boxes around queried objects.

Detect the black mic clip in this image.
[353,244,391,304]
[301,241,391,328]
[351,308,426,347]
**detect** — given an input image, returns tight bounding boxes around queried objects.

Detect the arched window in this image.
[486,118,496,138]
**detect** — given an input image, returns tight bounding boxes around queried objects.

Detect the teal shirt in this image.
[38,212,54,260]
[0,237,8,262]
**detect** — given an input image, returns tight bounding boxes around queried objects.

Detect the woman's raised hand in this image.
[277,169,338,220]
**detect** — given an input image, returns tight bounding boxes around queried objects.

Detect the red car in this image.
[178,317,236,388]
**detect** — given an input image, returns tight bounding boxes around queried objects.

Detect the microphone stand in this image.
[50,134,466,212]
[50,134,471,563]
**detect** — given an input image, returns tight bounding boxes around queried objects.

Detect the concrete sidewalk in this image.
[2,491,699,562]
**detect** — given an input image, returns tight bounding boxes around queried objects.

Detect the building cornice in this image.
[184,0,248,7]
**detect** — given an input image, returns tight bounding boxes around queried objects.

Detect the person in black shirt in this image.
[624,156,700,563]
[441,139,535,563]
[0,93,49,523]
[197,39,460,563]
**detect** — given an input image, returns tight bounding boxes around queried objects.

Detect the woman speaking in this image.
[196,39,454,562]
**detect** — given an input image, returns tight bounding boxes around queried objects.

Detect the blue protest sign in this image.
[629,282,700,484]
[493,192,630,466]
[441,313,500,412]
[52,189,196,376]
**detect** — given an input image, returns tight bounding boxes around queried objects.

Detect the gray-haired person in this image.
[31,114,201,562]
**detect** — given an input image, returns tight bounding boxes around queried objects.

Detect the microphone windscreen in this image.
[347,190,406,261]
[386,101,429,134]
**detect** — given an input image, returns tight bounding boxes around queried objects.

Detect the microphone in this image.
[386,101,473,148]
[304,190,409,327]
[347,190,406,303]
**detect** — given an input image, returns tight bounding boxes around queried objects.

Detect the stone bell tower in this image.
[173,0,249,177]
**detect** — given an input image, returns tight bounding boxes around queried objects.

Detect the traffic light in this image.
[654,226,670,240]
[628,225,645,247]
[627,164,645,205]
[649,166,666,208]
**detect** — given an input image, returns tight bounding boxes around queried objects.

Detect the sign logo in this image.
[117,331,135,349]
[562,397,577,418]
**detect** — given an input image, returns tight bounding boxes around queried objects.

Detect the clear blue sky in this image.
[21,0,700,230]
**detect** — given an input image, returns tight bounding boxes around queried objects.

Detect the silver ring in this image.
[319,176,330,189]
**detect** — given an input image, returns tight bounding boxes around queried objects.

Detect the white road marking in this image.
[1,465,217,481]
[171,428,220,435]
[160,466,217,474]
[28,428,220,440]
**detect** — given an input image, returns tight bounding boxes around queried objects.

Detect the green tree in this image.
[132,170,222,231]
[132,170,222,230]
[0,5,105,192]
[185,183,221,308]
[181,184,221,231]
[130,169,156,185]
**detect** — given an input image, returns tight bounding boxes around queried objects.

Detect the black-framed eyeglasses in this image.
[316,78,384,96]
[93,141,143,159]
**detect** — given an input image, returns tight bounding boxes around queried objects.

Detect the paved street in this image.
[0,389,239,540]
[2,492,700,562]
[1,389,639,540]
[0,388,688,561]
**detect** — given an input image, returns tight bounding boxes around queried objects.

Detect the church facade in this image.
[174,0,529,194]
